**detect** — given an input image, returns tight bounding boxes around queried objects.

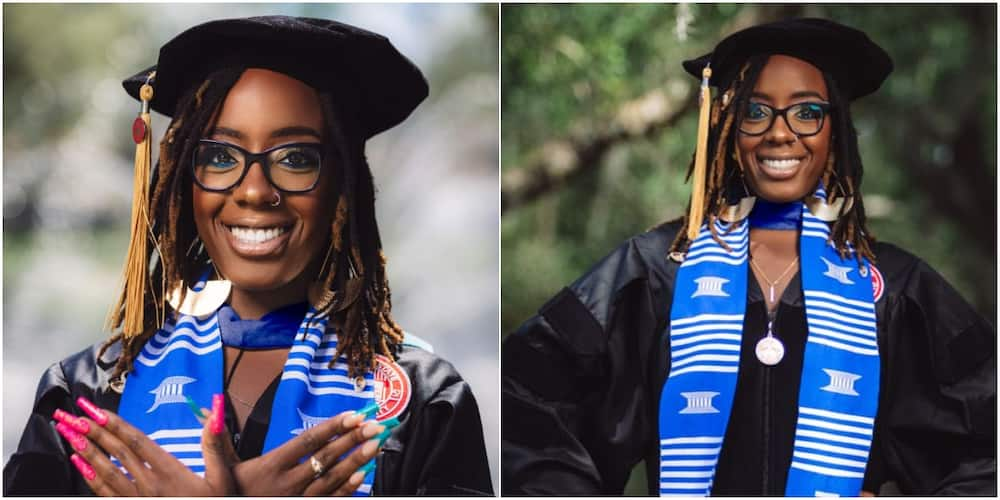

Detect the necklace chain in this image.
[749,254,799,303]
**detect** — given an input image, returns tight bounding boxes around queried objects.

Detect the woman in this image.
[502,18,995,496]
[5,16,492,496]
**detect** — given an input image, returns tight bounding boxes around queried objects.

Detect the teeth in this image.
[760,158,802,170]
[228,226,287,244]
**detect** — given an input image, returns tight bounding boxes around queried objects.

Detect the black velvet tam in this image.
[683,17,893,101]
[122,15,428,139]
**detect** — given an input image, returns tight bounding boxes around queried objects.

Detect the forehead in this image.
[214,68,323,130]
[752,54,829,99]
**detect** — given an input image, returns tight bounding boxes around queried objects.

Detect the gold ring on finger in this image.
[309,455,326,479]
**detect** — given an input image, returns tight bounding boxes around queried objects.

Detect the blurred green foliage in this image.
[502,4,997,343]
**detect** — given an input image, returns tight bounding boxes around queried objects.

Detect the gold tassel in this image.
[107,73,155,339]
[686,64,713,243]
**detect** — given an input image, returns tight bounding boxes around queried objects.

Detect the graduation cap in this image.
[110,16,428,339]
[678,18,892,242]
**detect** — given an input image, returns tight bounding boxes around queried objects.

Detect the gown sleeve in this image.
[3,342,121,496]
[377,345,494,496]
[873,243,996,495]
[501,223,681,495]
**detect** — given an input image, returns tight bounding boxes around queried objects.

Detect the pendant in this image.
[755,335,785,366]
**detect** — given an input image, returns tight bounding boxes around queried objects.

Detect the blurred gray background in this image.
[3,3,499,487]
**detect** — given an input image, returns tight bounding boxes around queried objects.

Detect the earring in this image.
[270,192,281,207]
[719,195,756,222]
[804,195,854,222]
[167,269,231,317]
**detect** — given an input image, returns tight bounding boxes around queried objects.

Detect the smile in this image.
[227,225,289,244]
[222,223,294,257]
[758,156,805,171]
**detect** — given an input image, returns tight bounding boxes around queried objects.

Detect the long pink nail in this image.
[211,394,224,435]
[55,422,87,452]
[70,453,96,480]
[75,397,108,426]
[53,409,90,434]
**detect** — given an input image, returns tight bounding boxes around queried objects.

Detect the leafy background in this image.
[502,3,996,493]
[3,3,499,488]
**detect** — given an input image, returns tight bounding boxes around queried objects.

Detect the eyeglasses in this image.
[191,139,324,193]
[738,101,831,137]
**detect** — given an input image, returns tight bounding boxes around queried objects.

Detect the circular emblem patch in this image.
[374,355,411,421]
[870,264,884,302]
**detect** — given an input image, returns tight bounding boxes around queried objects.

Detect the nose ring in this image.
[270,192,281,207]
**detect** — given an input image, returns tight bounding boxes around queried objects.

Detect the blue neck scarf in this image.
[749,198,801,230]
[118,292,377,496]
[658,188,880,496]
[217,302,309,349]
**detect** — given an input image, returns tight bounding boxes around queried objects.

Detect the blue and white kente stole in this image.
[118,300,377,496]
[658,190,880,497]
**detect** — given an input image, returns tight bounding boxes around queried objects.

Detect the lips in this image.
[756,154,806,180]
[222,222,294,257]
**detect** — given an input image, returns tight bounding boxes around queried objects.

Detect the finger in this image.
[58,425,137,496]
[329,471,366,497]
[202,394,238,494]
[299,422,384,494]
[270,410,364,465]
[78,410,175,481]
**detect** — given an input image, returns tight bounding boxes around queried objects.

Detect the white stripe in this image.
[660,470,715,478]
[801,230,831,240]
[809,327,879,347]
[136,342,221,366]
[794,450,867,469]
[799,407,875,425]
[671,322,744,336]
[804,290,876,311]
[151,327,218,345]
[281,371,375,397]
[681,254,748,268]
[148,428,203,440]
[808,300,874,320]
[807,308,878,329]
[808,336,880,356]
[285,358,351,371]
[161,443,202,453]
[672,342,741,359]
[658,481,712,489]
[660,459,717,467]
[178,457,206,467]
[671,333,742,347]
[796,429,872,447]
[669,365,739,378]
[688,235,749,251]
[660,436,723,445]
[660,447,721,456]
[671,313,745,326]
[790,461,865,478]
[806,317,877,338]
[669,354,739,369]
[802,220,830,231]
[288,345,340,357]
[798,418,873,437]
[162,316,220,333]
[287,370,363,385]
[143,330,219,355]
[684,244,747,260]
[794,439,871,459]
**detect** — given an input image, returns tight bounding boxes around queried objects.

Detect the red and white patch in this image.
[870,264,884,302]
[373,355,411,421]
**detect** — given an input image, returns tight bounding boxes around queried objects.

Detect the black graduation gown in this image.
[4,342,494,496]
[502,220,995,495]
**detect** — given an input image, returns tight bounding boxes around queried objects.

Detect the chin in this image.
[221,263,302,292]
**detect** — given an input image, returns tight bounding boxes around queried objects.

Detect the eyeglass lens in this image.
[193,142,322,192]
[740,102,826,136]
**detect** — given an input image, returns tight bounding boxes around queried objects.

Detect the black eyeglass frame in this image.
[190,139,325,193]
[738,101,833,138]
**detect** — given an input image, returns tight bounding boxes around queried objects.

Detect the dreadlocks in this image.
[669,55,876,265]
[101,67,404,382]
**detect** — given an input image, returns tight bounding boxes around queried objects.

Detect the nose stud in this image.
[270,192,281,207]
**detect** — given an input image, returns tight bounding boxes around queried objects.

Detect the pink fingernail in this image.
[55,422,87,452]
[211,394,224,435]
[53,409,90,434]
[70,453,96,480]
[75,397,108,426]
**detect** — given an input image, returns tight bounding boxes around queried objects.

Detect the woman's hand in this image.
[232,410,388,496]
[54,395,237,496]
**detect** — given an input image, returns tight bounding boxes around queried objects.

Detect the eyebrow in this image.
[751,90,828,101]
[209,126,323,140]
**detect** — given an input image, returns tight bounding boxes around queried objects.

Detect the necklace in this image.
[749,254,798,366]
[749,255,799,303]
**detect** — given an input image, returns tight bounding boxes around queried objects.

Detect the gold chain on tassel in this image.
[686,64,713,243]
[106,72,156,339]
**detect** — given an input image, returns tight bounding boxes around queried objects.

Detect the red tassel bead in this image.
[132,117,147,144]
